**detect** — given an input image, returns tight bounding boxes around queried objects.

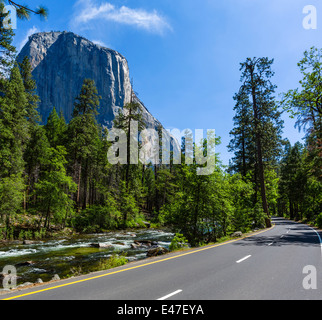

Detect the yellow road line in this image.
[3,224,275,300]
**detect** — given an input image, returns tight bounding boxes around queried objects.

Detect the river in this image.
[0,229,174,287]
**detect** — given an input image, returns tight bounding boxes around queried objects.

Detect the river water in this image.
[0,229,174,286]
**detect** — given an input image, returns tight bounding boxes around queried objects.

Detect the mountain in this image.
[17,31,175,146]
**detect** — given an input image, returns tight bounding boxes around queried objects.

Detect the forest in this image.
[0,2,321,247]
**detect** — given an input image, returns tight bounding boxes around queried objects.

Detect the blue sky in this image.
[11,0,322,165]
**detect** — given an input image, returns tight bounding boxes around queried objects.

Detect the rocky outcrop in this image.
[17,31,179,155]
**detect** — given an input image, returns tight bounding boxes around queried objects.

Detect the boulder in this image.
[134,240,151,247]
[51,274,60,281]
[90,243,113,248]
[18,282,33,288]
[231,231,243,238]
[147,247,169,257]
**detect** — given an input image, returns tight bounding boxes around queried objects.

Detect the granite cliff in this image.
[17,31,168,134]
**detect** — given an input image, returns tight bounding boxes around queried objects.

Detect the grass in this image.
[96,254,128,271]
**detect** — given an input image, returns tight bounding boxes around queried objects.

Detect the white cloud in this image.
[92,39,108,47]
[19,26,39,51]
[72,0,172,35]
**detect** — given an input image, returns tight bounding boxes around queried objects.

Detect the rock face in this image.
[17,31,176,144]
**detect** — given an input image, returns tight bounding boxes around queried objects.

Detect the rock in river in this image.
[90,243,113,249]
[147,247,169,257]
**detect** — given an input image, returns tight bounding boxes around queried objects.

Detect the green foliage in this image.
[229,57,284,226]
[96,254,128,271]
[0,175,24,225]
[33,146,77,230]
[169,233,189,251]
[316,213,322,229]
[73,202,122,233]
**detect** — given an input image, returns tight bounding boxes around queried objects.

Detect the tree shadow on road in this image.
[233,232,320,248]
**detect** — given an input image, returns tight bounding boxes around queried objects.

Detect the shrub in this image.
[169,233,189,251]
[316,213,322,229]
[97,254,128,271]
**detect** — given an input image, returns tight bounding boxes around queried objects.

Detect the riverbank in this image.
[0,228,174,290]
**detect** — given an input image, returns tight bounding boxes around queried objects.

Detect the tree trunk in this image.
[82,158,88,210]
[76,162,82,211]
[249,66,270,228]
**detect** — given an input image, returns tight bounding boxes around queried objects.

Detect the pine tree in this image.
[34,146,77,230]
[0,65,28,227]
[67,79,101,210]
[18,56,40,127]
[45,107,66,148]
[24,125,50,210]
[229,57,284,227]
[113,91,145,191]
[228,90,254,177]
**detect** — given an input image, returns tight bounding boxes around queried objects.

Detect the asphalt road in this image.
[2,217,322,300]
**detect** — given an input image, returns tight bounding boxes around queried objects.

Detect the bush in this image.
[96,254,128,271]
[316,213,322,229]
[72,205,122,233]
[169,233,189,251]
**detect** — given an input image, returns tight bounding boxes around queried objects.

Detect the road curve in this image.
[2,217,322,300]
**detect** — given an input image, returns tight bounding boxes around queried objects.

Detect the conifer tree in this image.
[0,65,28,227]
[113,91,145,191]
[67,79,101,210]
[45,107,66,148]
[229,57,284,227]
[18,56,40,127]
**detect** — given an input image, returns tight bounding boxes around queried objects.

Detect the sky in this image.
[10,0,322,165]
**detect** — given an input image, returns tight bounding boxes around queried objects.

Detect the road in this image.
[1,217,322,300]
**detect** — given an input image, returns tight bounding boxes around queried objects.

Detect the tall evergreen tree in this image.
[113,90,145,191]
[18,56,40,126]
[67,79,101,210]
[45,107,66,148]
[229,57,284,227]
[0,65,28,227]
[34,146,77,230]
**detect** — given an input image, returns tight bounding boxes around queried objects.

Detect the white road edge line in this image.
[309,227,322,261]
[157,290,183,301]
[236,255,252,264]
